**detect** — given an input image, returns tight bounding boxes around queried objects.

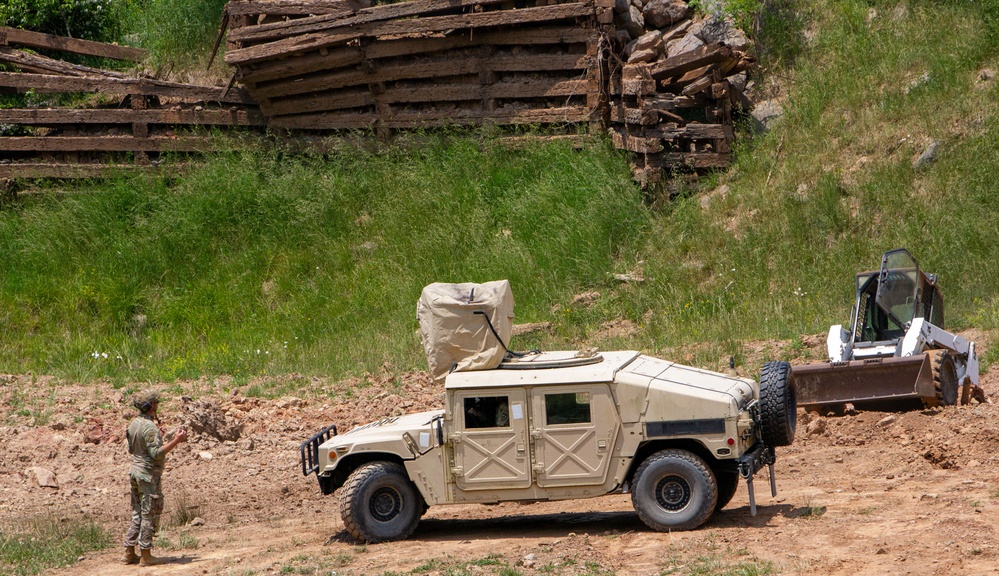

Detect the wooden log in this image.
[0,107,266,126]
[641,122,733,140]
[0,46,127,77]
[251,53,590,99]
[0,73,256,104]
[263,78,588,115]
[609,106,658,125]
[229,0,514,43]
[226,2,595,65]
[0,136,215,152]
[0,26,147,62]
[648,42,731,81]
[269,105,594,129]
[226,0,369,16]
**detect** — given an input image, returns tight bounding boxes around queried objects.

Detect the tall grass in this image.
[0,136,645,381]
[1,1,998,382]
[0,515,111,576]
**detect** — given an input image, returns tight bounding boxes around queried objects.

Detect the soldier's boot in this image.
[122,546,140,564]
[139,548,164,566]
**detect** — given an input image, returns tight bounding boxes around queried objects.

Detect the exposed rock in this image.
[82,421,105,445]
[633,30,663,54]
[621,6,646,39]
[878,415,897,428]
[26,466,58,488]
[571,291,601,306]
[276,396,302,409]
[181,398,244,442]
[751,100,784,132]
[691,14,749,50]
[806,417,827,436]
[191,517,205,526]
[613,0,629,14]
[642,0,692,29]
[913,140,940,169]
[667,32,704,58]
[198,451,214,461]
[628,48,658,63]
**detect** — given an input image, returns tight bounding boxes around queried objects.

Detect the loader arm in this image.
[900,318,979,386]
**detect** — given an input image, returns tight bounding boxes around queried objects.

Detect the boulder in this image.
[628,48,659,63]
[26,466,58,488]
[643,0,693,29]
[666,32,704,58]
[620,6,646,39]
[633,30,663,54]
[691,14,749,50]
[614,0,630,14]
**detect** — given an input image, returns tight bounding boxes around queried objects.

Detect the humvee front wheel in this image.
[631,449,717,531]
[339,461,423,543]
[714,470,740,512]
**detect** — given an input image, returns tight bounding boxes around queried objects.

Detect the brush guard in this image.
[300,424,337,477]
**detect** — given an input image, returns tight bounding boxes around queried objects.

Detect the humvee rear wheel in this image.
[714,470,740,512]
[631,449,717,531]
[927,350,959,407]
[760,360,797,447]
[339,461,423,543]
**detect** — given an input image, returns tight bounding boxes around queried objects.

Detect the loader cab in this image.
[851,249,944,346]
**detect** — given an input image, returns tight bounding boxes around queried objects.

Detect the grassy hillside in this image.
[1,0,998,385]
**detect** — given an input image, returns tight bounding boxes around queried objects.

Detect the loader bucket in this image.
[793,354,934,409]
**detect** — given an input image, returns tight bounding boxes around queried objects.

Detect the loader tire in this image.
[927,350,959,407]
[759,360,797,447]
[339,461,423,543]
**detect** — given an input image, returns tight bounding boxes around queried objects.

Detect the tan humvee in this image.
[301,350,796,543]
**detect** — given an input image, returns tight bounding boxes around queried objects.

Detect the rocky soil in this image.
[2,340,998,576]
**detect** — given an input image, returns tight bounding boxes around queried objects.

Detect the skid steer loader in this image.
[794,249,983,410]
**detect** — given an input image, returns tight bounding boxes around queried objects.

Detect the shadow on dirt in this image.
[326,504,795,544]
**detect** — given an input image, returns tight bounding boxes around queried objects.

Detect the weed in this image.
[169,488,198,526]
[858,506,877,515]
[177,530,198,549]
[0,514,111,576]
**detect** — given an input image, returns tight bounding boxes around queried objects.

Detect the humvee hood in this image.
[614,355,756,422]
[338,409,444,441]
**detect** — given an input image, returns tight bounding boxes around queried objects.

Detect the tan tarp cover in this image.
[417,280,514,381]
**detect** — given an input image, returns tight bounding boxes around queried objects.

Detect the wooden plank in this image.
[241,27,594,85]
[226,0,368,16]
[680,74,713,96]
[263,78,588,115]
[609,106,658,125]
[641,95,704,110]
[642,152,731,169]
[611,130,663,153]
[269,105,593,129]
[648,42,730,81]
[240,47,364,84]
[638,123,732,140]
[225,2,595,65]
[0,26,147,62]
[0,73,256,104]
[251,53,589,99]
[229,0,513,43]
[0,136,215,152]
[0,46,127,77]
[0,107,266,126]
[0,163,165,179]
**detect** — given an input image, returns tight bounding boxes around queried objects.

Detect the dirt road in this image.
[2,355,997,576]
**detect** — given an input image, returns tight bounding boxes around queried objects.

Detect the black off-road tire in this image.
[631,449,717,531]
[927,349,959,407]
[714,470,740,512]
[759,360,797,447]
[339,461,423,543]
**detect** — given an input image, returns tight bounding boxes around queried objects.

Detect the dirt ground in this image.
[2,338,998,576]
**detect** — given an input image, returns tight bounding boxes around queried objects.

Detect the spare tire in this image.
[759,360,797,447]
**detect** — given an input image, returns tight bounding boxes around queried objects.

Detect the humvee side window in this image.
[464,396,510,428]
[545,392,591,425]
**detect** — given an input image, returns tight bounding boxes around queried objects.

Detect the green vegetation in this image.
[0,515,112,576]
[2,0,999,384]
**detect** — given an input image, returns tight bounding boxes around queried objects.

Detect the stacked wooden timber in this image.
[223,0,612,134]
[608,1,755,184]
[0,26,264,179]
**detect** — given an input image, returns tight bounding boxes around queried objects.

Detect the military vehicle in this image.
[300,281,796,542]
[794,248,982,410]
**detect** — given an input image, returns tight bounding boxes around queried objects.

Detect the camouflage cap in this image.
[132,389,161,412]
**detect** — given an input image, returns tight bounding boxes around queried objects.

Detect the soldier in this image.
[122,390,187,566]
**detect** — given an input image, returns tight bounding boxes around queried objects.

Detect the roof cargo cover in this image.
[417,280,514,382]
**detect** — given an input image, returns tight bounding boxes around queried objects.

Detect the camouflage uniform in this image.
[122,414,167,550]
